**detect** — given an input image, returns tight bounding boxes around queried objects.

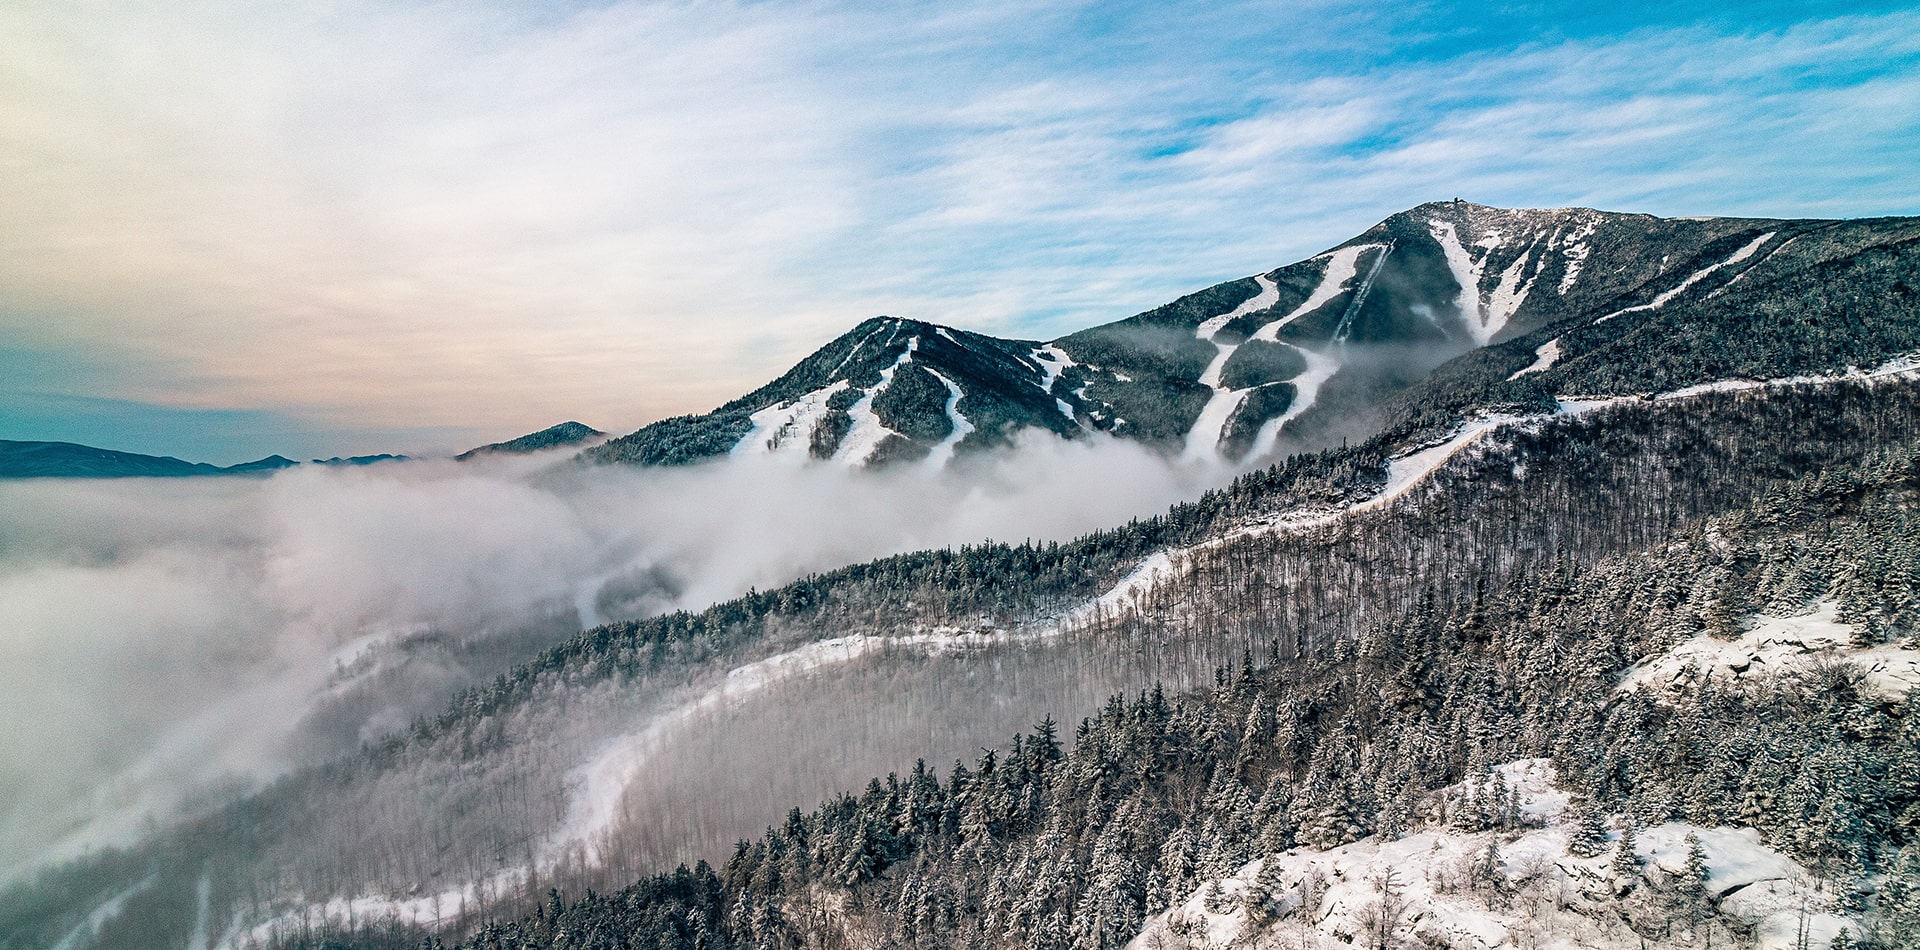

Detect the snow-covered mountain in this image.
[10,200,1920,950]
[588,201,1916,469]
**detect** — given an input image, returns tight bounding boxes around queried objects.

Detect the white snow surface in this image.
[1182,275,1280,464]
[1556,218,1598,295]
[1429,220,1511,345]
[922,367,976,470]
[1132,758,1858,950]
[1621,601,1920,700]
[1252,248,1369,341]
[1485,244,1538,337]
[834,337,920,466]
[732,379,852,460]
[1243,345,1340,462]
[1197,273,1280,340]
[1508,337,1562,380]
[1031,344,1076,395]
[1595,232,1775,324]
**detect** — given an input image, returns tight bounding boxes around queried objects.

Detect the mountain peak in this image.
[583,202,1914,471]
[457,421,605,460]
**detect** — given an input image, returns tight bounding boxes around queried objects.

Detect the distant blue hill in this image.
[0,440,303,479]
[1,420,599,478]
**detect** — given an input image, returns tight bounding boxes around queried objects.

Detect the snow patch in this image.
[1030,344,1076,395]
[1621,601,1920,700]
[1484,246,1538,336]
[1508,337,1562,380]
[1557,219,1597,294]
[834,338,920,466]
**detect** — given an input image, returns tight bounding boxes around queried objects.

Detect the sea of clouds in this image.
[0,434,1229,878]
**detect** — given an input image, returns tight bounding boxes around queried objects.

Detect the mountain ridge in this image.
[585,200,1916,471]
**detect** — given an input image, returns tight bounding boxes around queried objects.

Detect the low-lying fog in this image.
[0,434,1230,877]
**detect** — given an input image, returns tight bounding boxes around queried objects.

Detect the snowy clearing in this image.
[1508,337,1562,380]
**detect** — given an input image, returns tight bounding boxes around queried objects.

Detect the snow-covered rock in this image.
[1130,760,1860,950]
[1621,601,1920,700]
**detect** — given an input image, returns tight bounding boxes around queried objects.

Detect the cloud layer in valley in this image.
[0,435,1224,878]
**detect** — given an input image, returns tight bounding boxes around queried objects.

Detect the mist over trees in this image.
[261,435,1920,949]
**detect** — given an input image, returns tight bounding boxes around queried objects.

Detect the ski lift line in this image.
[1332,240,1394,344]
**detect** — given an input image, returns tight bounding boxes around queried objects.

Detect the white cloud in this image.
[0,434,1228,875]
[0,2,1915,450]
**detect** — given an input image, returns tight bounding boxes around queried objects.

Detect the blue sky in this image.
[2,0,1916,462]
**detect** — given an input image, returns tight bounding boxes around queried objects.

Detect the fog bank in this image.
[0,434,1228,875]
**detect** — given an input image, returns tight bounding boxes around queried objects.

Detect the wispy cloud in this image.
[2,2,1915,458]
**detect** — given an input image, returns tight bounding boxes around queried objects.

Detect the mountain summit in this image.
[586,200,1912,469]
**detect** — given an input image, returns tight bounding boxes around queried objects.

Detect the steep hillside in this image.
[585,202,1917,469]
[256,430,1920,950]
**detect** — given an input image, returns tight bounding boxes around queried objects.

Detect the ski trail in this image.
[1253,245,1370,342]
[1181,275,1279,464]
[1330,241,1393,343]
[1195,273,1280,339]
[1243,344,1341,462]
[922,367,975,470]
[51,880,151,950]
[1595,232,1776,324]
[1507,338,1562,380]
[1483,243,1538,336]
[1430,221,1512,345]
[1711,233,1801,297]
[826,323,887,377]
[834,338,920,465]
[1030,344,1076,394]
[1030,344,1082,424]
[732,380,852,459]
[1556,218,1598,294]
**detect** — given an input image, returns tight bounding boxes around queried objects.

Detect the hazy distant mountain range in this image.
[0,421,603,479]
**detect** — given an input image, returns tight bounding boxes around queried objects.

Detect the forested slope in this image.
[288,436,1920,949]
